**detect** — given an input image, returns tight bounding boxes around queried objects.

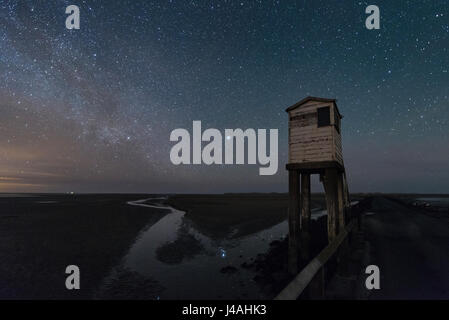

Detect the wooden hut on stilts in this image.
[285,97,350,274]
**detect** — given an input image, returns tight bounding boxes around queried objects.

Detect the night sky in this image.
[0,0,448,193]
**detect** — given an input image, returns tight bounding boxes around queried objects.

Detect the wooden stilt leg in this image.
[343,171,350,207]
[300,173,311,261]
[322,168,338,243]
[342,171,352,221]
[288,170,300,275]
[337,172,345,232]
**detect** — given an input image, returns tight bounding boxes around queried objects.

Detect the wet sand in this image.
[166,193,327,239]
[0,194,168,299]
[98,195,296,299]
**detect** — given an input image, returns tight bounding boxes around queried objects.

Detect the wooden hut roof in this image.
[285,96,343,118]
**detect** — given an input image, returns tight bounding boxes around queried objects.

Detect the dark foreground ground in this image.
[0,193,448,299]
[361,196,449,299]
[326,195,449,300]
[0,194,169,299]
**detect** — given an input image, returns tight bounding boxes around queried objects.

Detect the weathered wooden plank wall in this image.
[288,100,343,165]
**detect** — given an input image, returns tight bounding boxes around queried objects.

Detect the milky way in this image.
[0,0,448,193]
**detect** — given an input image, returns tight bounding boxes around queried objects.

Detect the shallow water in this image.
[416,197,449,206]
[97,197,288,299]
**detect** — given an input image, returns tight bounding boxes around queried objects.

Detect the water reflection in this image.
[98,197,288,299]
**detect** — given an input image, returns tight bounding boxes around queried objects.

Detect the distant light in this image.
[219,247,226,258]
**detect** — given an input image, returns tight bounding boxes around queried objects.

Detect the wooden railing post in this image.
[275,220,356,300]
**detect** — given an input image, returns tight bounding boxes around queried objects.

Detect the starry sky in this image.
[0,0,448,194]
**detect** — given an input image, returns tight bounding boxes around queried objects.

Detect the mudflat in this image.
[0,194,168,299]
[166,193,328,239]
[1,193,446,299]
